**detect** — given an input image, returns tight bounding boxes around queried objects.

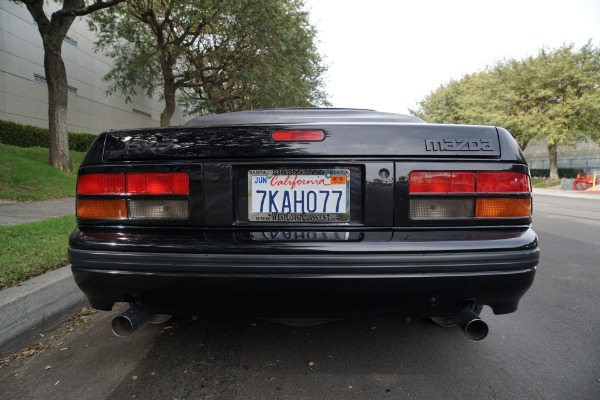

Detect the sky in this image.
[304,0,600,114]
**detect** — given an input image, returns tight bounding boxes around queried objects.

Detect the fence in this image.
[527,154,600,172]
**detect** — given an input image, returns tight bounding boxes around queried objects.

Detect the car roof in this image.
[184,108,424,127]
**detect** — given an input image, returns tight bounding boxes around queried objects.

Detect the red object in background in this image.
[573,172,599,191]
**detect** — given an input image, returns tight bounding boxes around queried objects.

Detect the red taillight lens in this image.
[477,171,530,193]
[272,130,325,142]
[127,173,189,194]
[77,173,125,194]
[409,171,476,193]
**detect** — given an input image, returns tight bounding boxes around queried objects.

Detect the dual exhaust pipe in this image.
[111,305,148,337]
[111,305,172,337]
[455,307,489,341]
[112,305,489,341]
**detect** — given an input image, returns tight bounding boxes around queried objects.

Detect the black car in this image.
[69,108,539,340]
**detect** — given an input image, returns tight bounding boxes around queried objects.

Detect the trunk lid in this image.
[101,124,501,162]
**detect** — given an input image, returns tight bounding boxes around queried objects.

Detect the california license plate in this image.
[248,169,350,222]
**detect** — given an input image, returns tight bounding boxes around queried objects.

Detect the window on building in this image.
[33,73,78,95]
[132,108,152,119]
[33,73,47,84]
[64,36,78,47]
[31,20,78,48]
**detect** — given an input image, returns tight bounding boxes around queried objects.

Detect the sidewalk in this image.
[0,197,76,226]
[0,197,85,354]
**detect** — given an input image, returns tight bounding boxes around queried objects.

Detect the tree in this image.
[411,42,600,180]
[410,71,537,151]
[180,0,329,114]
[505,43,600,180]
[16,0,125,172]
[89,0,328,126]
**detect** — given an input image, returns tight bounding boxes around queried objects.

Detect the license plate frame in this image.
[248,169,351,223]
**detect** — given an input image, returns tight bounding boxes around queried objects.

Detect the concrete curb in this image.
[0,265,87,355]
[532,187,600,200]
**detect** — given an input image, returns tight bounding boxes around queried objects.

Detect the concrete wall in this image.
[0,2,187,134]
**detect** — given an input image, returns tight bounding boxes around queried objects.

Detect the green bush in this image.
[69,132,97,152]
[0,119,96,152]
[530,168,585,178]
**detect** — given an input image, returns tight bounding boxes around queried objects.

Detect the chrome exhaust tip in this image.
[455,307,489,342]
[111,305,147,337]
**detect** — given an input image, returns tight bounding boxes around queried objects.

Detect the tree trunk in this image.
[160,78,176,127]
[43,38,73,172]
[24,0,125,172]
[548,144,560,181]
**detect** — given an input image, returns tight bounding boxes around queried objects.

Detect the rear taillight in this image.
[77,173,125,195]
[76,172,189,220]
[409,171,531,220]
[475,198,531,218]
[409,171,475,193]
[476,171,530,193]
[128,199,189,219]
[410,198,474,219]
[76,199,127,219]
[127,173,189,194]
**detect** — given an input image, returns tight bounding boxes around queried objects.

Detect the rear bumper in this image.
[69,227,539,317]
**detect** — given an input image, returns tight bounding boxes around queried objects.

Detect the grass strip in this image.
[0,215,75,289]
[0,144,85,202]
[531,178,561,188]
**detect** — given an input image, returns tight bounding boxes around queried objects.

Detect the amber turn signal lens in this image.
[77,199,127,219]
[475,198,531,218]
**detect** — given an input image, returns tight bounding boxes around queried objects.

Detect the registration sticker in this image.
[248,169,350,222]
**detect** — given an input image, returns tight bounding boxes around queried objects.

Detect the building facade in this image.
[0,1,186,134]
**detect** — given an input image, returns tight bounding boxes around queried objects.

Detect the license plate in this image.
[248,169,350,222]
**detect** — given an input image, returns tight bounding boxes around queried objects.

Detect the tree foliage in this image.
[89,0,329,126]
[410,42,600,180]
[15,0,125,172]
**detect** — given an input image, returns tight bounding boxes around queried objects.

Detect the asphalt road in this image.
[1,193,599,400]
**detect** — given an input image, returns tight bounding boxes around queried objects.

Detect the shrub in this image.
[0,119,96,152]
[69,132,97,152]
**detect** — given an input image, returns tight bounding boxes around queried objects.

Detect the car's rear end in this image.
[69,109,538,325]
